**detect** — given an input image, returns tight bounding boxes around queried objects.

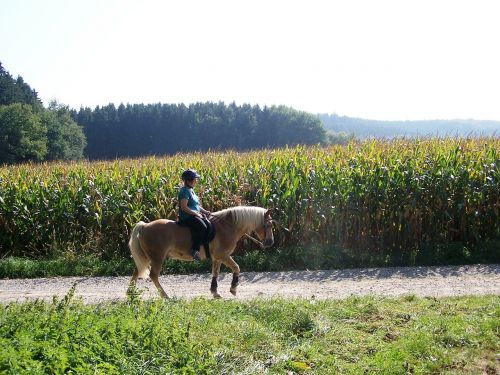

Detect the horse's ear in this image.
[265,208,273,217]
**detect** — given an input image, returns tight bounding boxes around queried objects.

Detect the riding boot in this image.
[191,240,201,261]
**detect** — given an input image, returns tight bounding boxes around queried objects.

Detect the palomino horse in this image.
[128,206,274,298]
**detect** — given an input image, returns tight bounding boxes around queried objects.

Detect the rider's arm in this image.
[180,198,202,217]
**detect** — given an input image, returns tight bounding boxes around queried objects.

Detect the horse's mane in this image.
[212,206,266,231]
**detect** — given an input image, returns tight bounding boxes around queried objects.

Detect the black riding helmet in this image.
[181,169,200,181]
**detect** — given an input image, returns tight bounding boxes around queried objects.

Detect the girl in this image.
[178,169,211,260]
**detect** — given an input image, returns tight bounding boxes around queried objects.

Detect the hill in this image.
[319,114,500,138]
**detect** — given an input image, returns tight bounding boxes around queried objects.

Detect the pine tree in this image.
[0,62,42,107]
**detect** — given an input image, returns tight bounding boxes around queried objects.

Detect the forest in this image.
[73,102,327,159]
[0,62,327,163]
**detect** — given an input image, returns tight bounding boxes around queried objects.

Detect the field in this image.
[0,138,499,277]
[1,139,499,374]
[1,292,499,374]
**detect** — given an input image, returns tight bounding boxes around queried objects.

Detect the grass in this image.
[1,240,499,279]
[1,292,499,374]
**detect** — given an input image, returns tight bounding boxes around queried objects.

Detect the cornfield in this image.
[0,138,498,259]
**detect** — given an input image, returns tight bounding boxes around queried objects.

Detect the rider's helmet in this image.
[181,169,200,181]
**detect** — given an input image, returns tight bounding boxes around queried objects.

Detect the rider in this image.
[178,169,211,261]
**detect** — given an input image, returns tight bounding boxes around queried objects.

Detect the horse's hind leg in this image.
[211,260,222,299]
[130,268,139,284]
[150,261,169,299]
[126,268,140,297]
[221,256,240,296]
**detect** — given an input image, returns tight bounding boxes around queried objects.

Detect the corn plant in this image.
[0,137,498,259]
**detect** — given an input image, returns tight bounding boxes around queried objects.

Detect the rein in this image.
[243,233,266,249]
[243,218,290,248]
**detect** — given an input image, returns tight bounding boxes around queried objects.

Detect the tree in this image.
[0,62,42,108]
[43,101,86,160]
[0,63,87,164]
[0,63,17,105]
[0,103,47,163]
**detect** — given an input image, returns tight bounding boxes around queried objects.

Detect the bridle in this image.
[244,215,273,249]
[263,216,273,231]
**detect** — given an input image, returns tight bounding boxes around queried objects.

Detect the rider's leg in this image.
[201,217,212,242]
[184,216,208,260]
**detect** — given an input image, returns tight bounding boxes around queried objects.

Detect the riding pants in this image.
[181,215,209,253]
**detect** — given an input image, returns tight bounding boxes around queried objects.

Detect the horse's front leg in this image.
[211,260,222,299]
[221,256,241,296]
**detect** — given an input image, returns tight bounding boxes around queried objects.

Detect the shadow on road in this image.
[241,264,500,283]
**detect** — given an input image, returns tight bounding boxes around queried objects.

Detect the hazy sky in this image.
[1,0,500,121]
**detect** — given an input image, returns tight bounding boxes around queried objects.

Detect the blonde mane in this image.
[212,206,266,232]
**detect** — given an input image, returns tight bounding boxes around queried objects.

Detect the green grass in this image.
[1,240,499,279]
[1,292,499,374]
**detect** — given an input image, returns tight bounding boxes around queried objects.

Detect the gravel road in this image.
[0,265,499,304]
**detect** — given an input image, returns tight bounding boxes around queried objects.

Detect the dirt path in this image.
[0,265,499,303]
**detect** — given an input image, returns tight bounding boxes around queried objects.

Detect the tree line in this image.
[73,102,327,159]
[0,62,86,163]
[1,61,329,163]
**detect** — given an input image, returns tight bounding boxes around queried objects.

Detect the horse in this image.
[128,206,274,298]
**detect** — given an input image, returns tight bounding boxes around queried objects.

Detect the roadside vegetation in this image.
[1,292,498,374]
[1,240,498,279]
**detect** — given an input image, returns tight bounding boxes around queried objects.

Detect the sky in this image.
[1,0,500,121]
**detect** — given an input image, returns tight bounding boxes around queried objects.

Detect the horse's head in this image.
[254,208,274,248]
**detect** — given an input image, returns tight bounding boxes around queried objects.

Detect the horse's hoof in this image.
[212,293,222,299]
[230,288,237,296]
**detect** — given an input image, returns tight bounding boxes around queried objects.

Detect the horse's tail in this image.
[129,221,150,279]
